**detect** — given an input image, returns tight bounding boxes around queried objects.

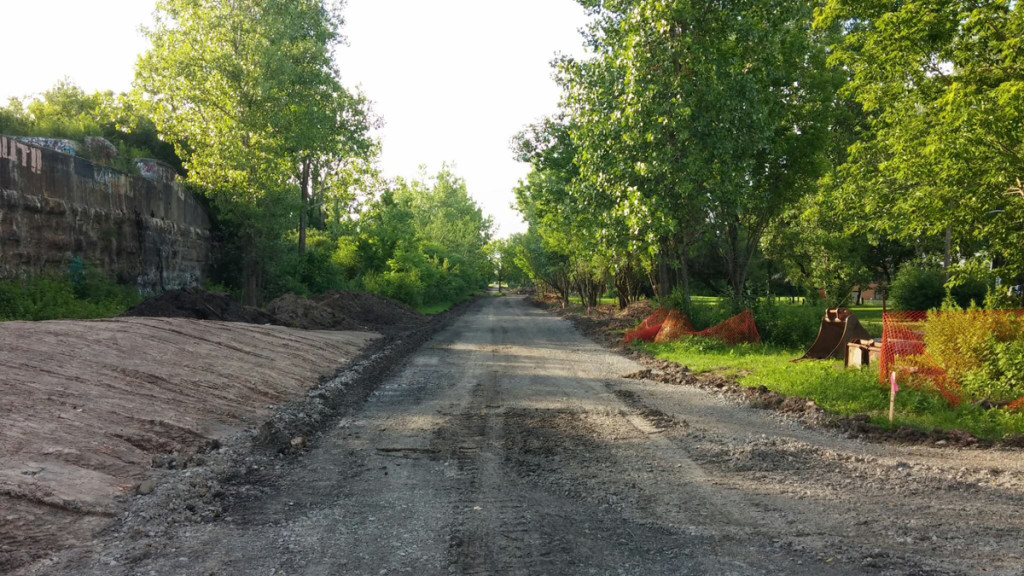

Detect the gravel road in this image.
[49,296,1024,576]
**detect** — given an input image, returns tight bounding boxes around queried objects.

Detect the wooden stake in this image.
[889,371,898,425]
[889,386,896,424]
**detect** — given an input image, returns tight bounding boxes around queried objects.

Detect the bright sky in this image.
[0,0,591,236]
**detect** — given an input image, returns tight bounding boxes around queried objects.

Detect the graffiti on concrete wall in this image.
[15,136,77,157]
[135,158,177,184]
[0,136,43,175]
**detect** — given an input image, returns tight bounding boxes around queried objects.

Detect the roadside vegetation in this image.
[504,0,1024,438]
[0,261,140,321]
[634,336,1024,441]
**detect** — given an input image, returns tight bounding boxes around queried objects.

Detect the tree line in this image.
[1,0,493,308]
[508,0,1024,312]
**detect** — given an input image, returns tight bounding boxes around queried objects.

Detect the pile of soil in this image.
[314,291,426,334]
[265,293,362,331]
[265,291,425,334]
[124,288,278,325]
[616,300,655,320]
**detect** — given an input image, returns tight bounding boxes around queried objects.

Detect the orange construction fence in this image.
[880,310,1024,408]
[623,308,761,346]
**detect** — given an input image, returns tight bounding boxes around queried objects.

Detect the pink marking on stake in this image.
[890,371,899,394]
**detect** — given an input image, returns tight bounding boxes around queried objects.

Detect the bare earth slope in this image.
[37,297,1024,576]
[0,318,375,573]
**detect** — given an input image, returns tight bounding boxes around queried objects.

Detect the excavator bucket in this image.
[794,308,872,361]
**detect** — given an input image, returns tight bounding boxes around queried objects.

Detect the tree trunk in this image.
[658,241,672,299]
[678,251,691,309]
[299,158,311,255]
[311,164,324,229]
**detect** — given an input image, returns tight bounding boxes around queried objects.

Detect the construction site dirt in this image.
[10,296,1023,576]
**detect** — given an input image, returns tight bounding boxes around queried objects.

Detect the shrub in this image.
[752,299,823,348]
[950,277,989,309]
[0,263,139,321]
[362,270,425,307]
[924,310,1024,403]
[891,266,946,311]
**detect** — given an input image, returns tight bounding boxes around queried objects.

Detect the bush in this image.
[752,299,823,348]
[362,270,425,307]
[0,263,139,321]
[924,310,1024,403]
[950,277,989,309]
[891,266,946,311]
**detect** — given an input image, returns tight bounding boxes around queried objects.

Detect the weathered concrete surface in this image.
[0,318,377,574]
[0,136,211,291]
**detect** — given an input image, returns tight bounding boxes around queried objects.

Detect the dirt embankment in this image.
[124,288,427,336]
[0,318,375,574]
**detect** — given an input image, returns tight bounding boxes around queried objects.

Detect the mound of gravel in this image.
[124,288,278,325]
[265,293,362,331]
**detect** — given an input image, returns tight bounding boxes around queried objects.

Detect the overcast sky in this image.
[0,0,590,236]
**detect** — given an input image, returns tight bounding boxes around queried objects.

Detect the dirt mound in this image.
[616,300,655,320]
[124,288,277,324]
[266,293,362,331]
[315,290,425,333]
[0,318,374,574]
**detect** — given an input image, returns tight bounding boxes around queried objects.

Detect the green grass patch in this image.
[849,305,883,338]
[567,296,619,307]
[417,302,453,315]
[636,336,1024,440]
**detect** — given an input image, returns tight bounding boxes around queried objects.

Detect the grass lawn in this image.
[416,302,452,315]
[636,337,1024,440]
[848,305,883,338]
[685,295,886,338]
[568,296,620,307]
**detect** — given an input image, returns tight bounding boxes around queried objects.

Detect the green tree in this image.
[136,0,372,304]
[555,0,842,306]
[820,0,1024,284]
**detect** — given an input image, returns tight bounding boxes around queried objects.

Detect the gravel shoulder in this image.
[28,296,1024,576]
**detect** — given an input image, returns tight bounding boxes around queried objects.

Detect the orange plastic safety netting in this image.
[654,309,697,343]
[694,308,762,345]
[880,310,1024,407]
[624,307,761,346]
[879,311,961,405]
[623,308,670,344]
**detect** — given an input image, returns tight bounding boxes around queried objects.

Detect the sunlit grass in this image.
[636,336,1024,440]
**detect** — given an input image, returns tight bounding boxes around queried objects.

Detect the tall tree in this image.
[820,0,1024,283]
[136,0,373,303]
[559,0,840,305]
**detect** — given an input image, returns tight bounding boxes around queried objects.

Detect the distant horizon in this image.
[1,0,591,237]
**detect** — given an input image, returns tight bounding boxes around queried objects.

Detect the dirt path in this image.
[44,296,1024,576]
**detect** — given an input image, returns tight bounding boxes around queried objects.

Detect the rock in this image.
[290,436,308,451]
[83,136,118,163]
[137,479,156,495]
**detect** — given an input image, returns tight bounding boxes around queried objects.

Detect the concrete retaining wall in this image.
[0,135,212,291]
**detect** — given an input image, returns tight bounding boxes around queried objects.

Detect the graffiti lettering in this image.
[0,136,43,175]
